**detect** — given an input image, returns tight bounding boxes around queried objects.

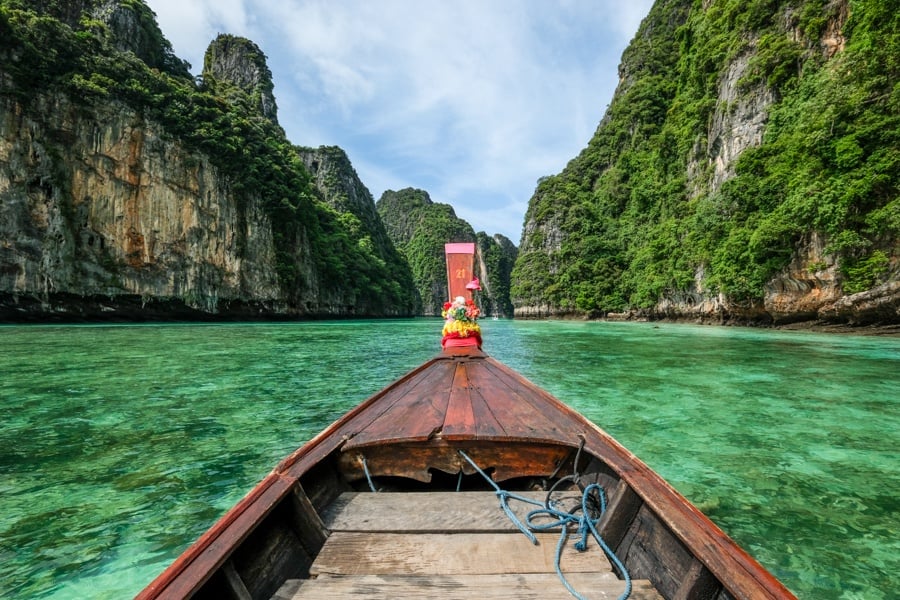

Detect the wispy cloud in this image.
[144,0,653,242]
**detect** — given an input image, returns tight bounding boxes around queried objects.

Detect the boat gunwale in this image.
[135,351,457,599]
[482,354,796,600]
[135,348,478,600]
[135,348,796,600]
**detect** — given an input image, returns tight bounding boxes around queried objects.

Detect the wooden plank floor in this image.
[273,492,662,599]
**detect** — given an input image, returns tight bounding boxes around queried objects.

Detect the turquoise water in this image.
[0,320,897,599]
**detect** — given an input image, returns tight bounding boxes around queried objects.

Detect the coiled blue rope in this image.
[458,450,631,600]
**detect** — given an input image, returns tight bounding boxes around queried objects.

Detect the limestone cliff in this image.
[475,232,517,318]
[204,34,279,126]
[512,0,899,327]
[297,145,417,308]
[376,188,516,317]
[0,0,415,320]
[0,93,285,319]
[376,188,475,315]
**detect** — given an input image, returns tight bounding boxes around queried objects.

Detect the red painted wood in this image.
[445,243,476,301]
[467,384,507,438]
[441,363,478,438]
[481,358,589,428]
[445,365,547,441]
[343,359,456,448]
[467,359,588,443]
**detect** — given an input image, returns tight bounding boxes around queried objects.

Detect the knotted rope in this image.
[458,450,631,600]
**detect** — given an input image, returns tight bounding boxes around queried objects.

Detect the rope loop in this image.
[458,450,542,543]
[458,449,631,600]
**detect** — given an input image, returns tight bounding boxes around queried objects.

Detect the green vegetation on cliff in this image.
[377,188,475,314]
[0,0,416,315]
[512,0,898,318]
[376,188,517,317]
[297,146,418,311]
[476,232,517,318]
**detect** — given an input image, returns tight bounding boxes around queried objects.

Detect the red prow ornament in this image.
[444,243,476,301]
[442,243,482,349]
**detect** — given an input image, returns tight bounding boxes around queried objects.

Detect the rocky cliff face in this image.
[0,1,414,320]
[93,0,191,75]
[204,34,278,126]
[299,145,390,245]
[651,233,900,327]
[475,232,517,318]
[652,0,897,326]
[513,0,899,327]
[688,43,777,196]
[375,188,516,317]
[377,188,475,315]
[0,93,289,319]
[297,145,417,309]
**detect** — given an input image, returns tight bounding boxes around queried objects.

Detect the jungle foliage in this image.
[476,232,517,318]
[296,146,418,313]
[0,0,416,314]
[376,188,476,315]
[376,188,517,317]
[512,0,899,315]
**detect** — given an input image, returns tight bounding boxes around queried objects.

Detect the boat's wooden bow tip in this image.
[440,343,485,358]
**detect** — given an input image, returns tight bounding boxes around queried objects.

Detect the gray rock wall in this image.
[0,94,289,319]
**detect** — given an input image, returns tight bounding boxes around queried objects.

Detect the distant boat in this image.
[136,245,795,600]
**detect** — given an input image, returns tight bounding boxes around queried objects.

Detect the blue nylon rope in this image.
[360,456,378,493]
[458,450,543,543]
[458,450,631,600]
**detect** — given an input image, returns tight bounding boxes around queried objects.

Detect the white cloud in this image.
[143,0,654,242]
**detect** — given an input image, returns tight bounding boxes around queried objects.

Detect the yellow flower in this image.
[442,319,481,338]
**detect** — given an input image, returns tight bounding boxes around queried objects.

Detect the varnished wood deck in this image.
[272,492,662,599]
[339,346,590,449]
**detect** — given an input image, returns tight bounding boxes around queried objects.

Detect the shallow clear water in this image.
[0,320,897,599]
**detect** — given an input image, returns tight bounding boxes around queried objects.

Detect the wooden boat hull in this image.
[136,346,796,600]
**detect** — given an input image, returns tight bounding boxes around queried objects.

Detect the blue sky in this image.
[143,0,654,242]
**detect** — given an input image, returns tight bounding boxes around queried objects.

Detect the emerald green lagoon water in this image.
[1,320,897,599]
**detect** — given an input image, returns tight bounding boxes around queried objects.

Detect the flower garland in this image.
[441,294,482,346]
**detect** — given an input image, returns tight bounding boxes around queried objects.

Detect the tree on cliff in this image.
[0,0,417,318]
[376,188,516,317]
[512,0,899,325]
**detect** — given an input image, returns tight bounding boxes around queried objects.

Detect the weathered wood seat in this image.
[272,491,662,599]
